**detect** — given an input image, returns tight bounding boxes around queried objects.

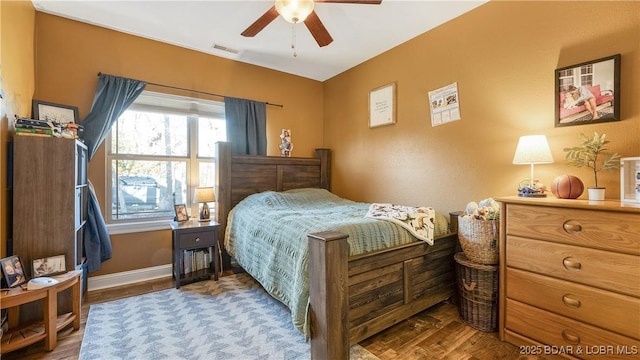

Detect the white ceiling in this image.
[31,0,486,81]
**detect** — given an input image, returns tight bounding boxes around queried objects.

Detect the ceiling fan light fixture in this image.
[275,0,315,24]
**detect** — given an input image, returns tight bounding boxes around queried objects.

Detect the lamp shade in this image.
[193,187,215,203]
[275,0,315,23]
[512,135,554,165]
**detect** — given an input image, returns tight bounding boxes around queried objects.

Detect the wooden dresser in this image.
[496,196,640,359]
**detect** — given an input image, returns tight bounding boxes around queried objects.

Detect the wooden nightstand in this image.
[170,220,220,289]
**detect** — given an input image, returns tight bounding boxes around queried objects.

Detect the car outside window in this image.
[107,91,226,222]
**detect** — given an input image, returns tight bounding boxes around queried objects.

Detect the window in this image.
[107,91,226,224]
[558,64,595,93]
[558,68,574,92]
[579,64,593,87]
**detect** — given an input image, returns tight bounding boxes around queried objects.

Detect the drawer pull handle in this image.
[561,330,581,344]
[562,221,582,233]
[195,237,200,242]
[562,294,581,308]
[563,257,581,271]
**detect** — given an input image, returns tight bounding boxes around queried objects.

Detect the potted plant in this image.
[563,132,621,200]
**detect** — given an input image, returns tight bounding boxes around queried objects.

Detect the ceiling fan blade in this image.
[241,5,279,37]
[304,11,334,47]
[315,0,382,4]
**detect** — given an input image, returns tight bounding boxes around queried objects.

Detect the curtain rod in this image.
[97,72,283,108]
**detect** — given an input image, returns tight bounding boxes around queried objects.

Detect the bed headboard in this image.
[214,141,331,265]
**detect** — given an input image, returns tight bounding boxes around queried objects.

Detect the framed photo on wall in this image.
[32,99,79,124]
[32,255,66,277]
[369,82,396,128]
[555,54,620,127]
[1,255,28,288]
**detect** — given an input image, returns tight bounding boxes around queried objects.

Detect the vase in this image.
[588,187,605,201]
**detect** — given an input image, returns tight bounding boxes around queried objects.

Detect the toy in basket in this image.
[458,198,499,265]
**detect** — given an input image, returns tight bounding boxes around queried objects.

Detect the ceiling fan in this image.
[241,0,383,48]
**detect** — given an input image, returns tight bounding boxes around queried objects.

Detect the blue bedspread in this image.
[224,188,449,337]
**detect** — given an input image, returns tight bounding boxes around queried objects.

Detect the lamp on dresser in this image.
[193,187,215,222]
[512,135,554,197]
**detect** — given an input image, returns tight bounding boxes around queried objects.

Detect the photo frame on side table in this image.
[1,255,28,288]
[32,99,79,124]
[174,204,189,222]
[32,255,66,277]
[369,82,396,128]
[555,54,620,127]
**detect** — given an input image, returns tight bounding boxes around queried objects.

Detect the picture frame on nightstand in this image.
[620,157,640,204]
[174,204,188,222]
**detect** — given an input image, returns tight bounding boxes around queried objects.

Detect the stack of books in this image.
[182,248,213,275]
[14,117,83,139]
[14,118,56,137]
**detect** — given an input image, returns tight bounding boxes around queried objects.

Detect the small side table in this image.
[170,220,220,288]
[0,270,81,354]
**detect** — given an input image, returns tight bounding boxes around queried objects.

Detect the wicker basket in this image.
[457,215,499,265]
[455,252,499,332]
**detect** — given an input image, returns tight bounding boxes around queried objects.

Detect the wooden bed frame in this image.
[215,142,458,360]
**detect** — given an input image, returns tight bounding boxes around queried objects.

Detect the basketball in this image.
[551,175,584,199]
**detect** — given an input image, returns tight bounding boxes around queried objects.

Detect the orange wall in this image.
[33,13,324,275]
[323,1,640,216]
[1,0,35,258]
[15,1,640,278]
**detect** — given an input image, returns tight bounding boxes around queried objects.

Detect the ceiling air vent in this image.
[212,44,240,55]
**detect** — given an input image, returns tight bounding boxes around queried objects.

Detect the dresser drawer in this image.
[505,204,640,255]
[177,230,216,249]
[506,299,640,360]
[506,268,640,339]
[506,236,640,297]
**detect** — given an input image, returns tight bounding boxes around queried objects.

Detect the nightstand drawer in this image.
[178,231,216,249]
[506,204,640,255]
[506,268,639,338]
[506,299,640,359]
[506,236,640,297]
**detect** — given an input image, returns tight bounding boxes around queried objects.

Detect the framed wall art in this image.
[555,54,620,127]
[32,99,79,124]
[1,255,28,288]
[32,255,67,277]
[369,82,396,128]
[174,204,189,222]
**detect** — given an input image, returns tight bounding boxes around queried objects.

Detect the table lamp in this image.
[512,135,554,196]
[193,187,215,222]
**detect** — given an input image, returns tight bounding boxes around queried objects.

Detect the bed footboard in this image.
[308,229,458,360]
[308,231,350,360]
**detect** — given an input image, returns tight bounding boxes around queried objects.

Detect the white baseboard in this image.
[88,264,173,292]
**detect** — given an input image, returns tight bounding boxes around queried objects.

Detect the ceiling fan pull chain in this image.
[291,23,298,58]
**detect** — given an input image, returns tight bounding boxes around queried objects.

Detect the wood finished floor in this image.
[2,271,545,360]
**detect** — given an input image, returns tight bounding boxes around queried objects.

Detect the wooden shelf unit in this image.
[12,136,88,324]
[0,271,81,354]
[12,136,88,273]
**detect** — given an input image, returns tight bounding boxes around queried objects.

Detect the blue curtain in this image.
[81,74,146,272]
[224,97,267,155]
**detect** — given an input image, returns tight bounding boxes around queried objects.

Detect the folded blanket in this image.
[365,203,436,245]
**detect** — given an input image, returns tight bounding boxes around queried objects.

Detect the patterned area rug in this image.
[79,273,379,360]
